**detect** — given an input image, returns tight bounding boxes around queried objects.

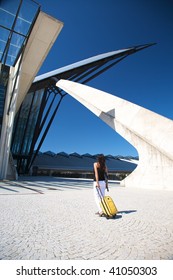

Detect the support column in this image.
[0,62,20,179]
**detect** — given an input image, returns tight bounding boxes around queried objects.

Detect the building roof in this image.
[33,48,131,83]
[33,151,138,172]
[31,43,155,91]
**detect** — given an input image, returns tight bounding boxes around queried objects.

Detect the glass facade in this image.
[11,86,64,173]
[0,0,40,66]
[0,0,40,177]
[0,65,9,137]
[12,90,44,155]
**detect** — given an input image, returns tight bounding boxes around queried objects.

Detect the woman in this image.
[93,154,109,216]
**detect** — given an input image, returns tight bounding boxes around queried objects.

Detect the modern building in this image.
[0,0,63,179]
[0,0,151,180]
[32,151,138,179]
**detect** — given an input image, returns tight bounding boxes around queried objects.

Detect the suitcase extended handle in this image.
[96,186,104,199]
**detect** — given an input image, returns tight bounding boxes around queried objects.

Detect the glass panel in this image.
[0,0,40,66]
[12,89,44,155]
[0,65,10,137]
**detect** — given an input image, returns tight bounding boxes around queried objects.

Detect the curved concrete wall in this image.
[57,79,173,190]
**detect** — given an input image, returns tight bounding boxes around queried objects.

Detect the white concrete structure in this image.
[57,80,173,190]
[15,11,63,113]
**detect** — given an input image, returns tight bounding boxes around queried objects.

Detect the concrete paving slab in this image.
[0,177,173,260]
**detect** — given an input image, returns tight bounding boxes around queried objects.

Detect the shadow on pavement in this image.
[118,210,137,214]
[0,186,19,193]
[105,210,137,220]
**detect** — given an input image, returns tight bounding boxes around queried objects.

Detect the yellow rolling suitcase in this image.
[97,187,118,218]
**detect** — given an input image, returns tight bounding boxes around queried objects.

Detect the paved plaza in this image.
[0,176,173,260]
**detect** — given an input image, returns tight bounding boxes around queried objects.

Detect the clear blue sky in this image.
[37,0,173,157]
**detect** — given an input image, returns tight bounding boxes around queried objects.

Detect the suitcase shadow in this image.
[105,210,137,220]
[111,214,122,220]
[118,210,137,214]
[109,210,137,220]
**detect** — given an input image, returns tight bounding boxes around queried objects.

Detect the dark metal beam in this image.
[26,94,64,172]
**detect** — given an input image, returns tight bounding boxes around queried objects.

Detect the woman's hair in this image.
[97,154,106,170]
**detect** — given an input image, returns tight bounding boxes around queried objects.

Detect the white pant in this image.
[93,180,106,213]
